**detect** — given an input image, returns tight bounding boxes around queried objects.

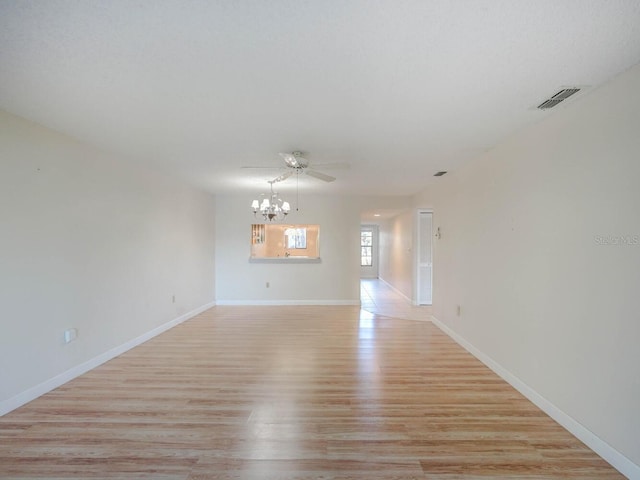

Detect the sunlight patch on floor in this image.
[360,279,432,321]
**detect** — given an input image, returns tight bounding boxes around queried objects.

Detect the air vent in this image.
[537,88,580,110]
[434,171,447,177]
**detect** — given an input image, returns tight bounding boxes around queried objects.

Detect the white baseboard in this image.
[216,299,360,306]
[0,301,216,417]
[430,315,639,480]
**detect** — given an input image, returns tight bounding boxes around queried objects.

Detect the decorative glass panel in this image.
[361,231,373,266]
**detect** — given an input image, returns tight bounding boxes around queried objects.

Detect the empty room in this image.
[1,1,639,479]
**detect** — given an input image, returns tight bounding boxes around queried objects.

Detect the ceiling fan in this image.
[242,151,348,184]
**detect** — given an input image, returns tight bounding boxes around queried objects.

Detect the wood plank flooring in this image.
[360,279,432,321]
[0,305,623,479]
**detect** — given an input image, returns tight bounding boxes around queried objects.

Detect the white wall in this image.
[0,110,216,410]
[216,194,360,304]
[414,63,640,472]
[378,211,414,300]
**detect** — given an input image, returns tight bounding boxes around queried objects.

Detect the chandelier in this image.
[251,181,290,221]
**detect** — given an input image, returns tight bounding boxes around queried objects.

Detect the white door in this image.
[360,225,379,279]
[417,211,433,305]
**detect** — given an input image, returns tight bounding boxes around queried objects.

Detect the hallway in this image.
[360,278,432,321]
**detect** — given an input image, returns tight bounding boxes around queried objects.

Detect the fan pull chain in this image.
[296,171,300,212]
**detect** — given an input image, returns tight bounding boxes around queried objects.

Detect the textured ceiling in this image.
[1,0,640,196]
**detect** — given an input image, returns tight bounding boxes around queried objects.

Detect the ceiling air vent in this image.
[537,88,581,110]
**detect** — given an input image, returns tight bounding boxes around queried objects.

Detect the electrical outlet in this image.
[64,328,77,344]
[266,281,270,288]
[456,305,461,316]
[172,295,176,303]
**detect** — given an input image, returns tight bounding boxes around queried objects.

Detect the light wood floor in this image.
[0,305,623,479]
[360,279,432,321]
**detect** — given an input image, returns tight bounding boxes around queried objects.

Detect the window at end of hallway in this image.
[361,231,372,266]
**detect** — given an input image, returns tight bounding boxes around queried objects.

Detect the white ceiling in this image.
[2,1,640,196]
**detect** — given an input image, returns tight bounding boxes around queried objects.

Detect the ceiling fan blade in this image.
[272,171,294,183]
[306,170,336,182]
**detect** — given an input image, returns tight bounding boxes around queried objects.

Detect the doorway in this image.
[416,211,433,305]
[360,225,379,279]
